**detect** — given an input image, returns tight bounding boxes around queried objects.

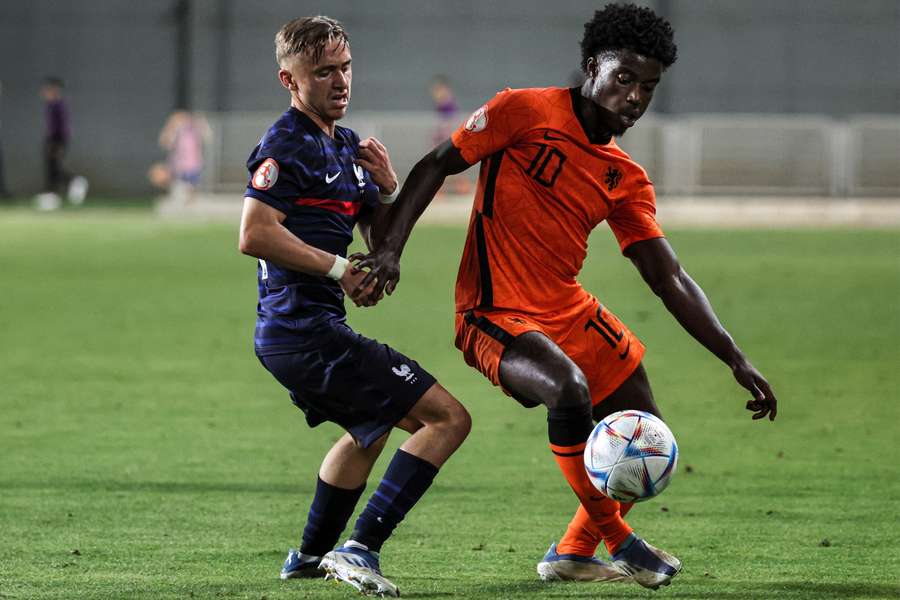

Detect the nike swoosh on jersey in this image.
[325,171,341,184]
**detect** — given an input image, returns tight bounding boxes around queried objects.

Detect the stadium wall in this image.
[0,0,898,196]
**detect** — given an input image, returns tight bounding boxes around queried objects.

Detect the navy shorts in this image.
[258,321,437,448]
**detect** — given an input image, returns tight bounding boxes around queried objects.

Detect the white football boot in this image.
[537,542,630,582]
[320,542,399,597]
[67,175,89,205]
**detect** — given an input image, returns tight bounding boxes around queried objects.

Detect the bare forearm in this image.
[656,268,744,367]
[626,237,776,417]
[240,222,337,276]
[349,140,469,299]
[377,155,447,253]
[367,203,394,251]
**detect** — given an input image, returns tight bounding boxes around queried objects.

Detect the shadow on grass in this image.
[452,580,900,599]
[724,581,900,599]
[1,479,307,495]
[2,479,510,497]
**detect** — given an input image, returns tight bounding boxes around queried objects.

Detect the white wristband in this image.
[326,255,349,280]
[379,185,399,204]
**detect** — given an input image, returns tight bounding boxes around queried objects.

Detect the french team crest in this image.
[465,105,488,132]
[252,158,279,190]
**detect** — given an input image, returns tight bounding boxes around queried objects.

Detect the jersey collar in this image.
[568,87,616,147]
[289,107,347,145]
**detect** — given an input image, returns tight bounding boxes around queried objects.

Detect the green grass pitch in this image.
[1,207,898,599]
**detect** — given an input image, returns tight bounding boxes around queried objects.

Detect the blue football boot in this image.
[611,534,682,589]
[280,548,323,580]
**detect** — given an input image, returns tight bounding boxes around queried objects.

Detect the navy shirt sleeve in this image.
[245,136,320,215]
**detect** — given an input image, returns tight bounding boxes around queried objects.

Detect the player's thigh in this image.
[401,382,471,433]
[592,362,663,421]
[563,300,646,404]
[498,331,591,409]
[258,322,437,449]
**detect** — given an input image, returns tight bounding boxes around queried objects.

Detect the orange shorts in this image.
[454,294,645,405]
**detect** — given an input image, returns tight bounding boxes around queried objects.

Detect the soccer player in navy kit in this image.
[238,16,471,597]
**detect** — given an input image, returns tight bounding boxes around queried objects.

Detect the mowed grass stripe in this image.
[1,212,898,599]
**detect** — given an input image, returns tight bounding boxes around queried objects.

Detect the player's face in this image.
[41,84,60,101]
[584,50,662,135]
[286,40,352,123]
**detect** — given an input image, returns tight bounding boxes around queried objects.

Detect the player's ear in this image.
[585,57,598,80]
[278,69,297,91]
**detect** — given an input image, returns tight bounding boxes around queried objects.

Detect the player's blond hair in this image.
[275,16,349,67]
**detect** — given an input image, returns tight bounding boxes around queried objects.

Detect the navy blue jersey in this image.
[245,107,380,355]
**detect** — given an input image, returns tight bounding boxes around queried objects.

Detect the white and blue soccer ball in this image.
[584,410,678,503]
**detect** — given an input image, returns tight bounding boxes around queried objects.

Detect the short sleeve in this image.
[245,155,303,215]
[607,183,665,252]
[450,88,541,165]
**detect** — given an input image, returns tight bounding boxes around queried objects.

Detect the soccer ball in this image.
[584,410,678,503]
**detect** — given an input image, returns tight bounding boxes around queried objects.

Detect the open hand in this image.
[731,358,777,420]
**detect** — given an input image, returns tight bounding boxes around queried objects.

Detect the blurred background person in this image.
[35,77,88,210]
[430,75,459,145]
[151,109,211,207]
[429,75,470,197]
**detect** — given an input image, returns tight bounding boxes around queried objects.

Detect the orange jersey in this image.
[450,87,664,315]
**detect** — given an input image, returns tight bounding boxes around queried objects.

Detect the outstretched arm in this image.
[350,139,470,299]
[625,237,777,420]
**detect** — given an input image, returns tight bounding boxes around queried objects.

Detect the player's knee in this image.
[432,398,471,443]
[547,371,591,411]
[412,385,471,441]
[447,401,472,440]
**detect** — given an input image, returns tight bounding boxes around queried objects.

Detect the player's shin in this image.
[300,477,366,556]
[557,505,601,556]
[548,405,633,556]
[557,501,634,557]
[348,449,439,552]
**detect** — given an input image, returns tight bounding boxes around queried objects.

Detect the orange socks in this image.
[556,501,635,556]
[550,442,634,556]
[557,505,600,556]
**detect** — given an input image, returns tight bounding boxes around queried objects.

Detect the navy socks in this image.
[300,477,365,557]
[350,449,439,552]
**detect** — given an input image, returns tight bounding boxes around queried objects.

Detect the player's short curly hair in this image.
[275,16,349,67]
[580,3,677,72]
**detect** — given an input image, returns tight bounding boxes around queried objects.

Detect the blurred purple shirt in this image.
[45,99,69,143]
[434,97,459,119]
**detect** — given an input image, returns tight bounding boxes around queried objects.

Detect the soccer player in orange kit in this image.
[352,3,777,589]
